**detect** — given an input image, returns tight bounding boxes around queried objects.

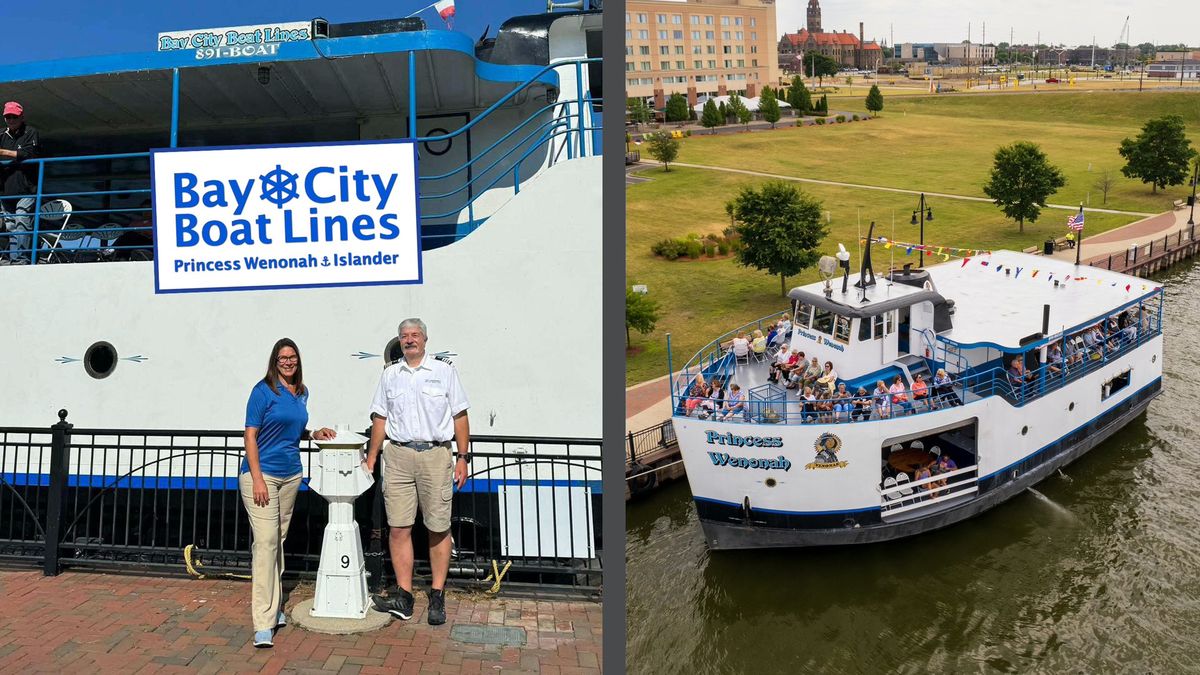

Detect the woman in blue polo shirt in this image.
[240,338,334,648]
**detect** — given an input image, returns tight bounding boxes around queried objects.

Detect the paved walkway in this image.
[0,570,601,674]
[667,162,1156,217]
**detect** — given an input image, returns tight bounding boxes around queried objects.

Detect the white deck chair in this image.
[37,199,73,263]
[896,472,914,505]
[882,476,898,503]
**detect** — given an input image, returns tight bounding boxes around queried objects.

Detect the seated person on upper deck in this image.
[750,329,767,356]
[872,381,892,419]
[815,361,838,394]
[889,376,913,415]
[800,385,817,422]
[852,386,872,420]
[768,345,800,384]
[1047,343,1064,376]
[931,368,959,408]
[800,357,823,390]
[910,373,929,409]
[719,383,747,422]
[728,332,751,359]
[832,382,852,422]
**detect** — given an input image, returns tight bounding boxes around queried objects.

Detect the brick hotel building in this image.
[624,0,780,109]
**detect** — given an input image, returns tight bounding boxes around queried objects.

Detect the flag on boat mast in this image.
[435,0,456,28]
[1070,203,1084,265]
[407,0,456,28]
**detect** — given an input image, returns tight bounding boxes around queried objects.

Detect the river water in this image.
[626,261,1200,673]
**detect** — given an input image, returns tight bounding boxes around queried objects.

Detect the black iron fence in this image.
[0,411,602,594]
[625,420,675,466]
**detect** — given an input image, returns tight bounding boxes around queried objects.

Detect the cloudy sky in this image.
[777,0,1200,48]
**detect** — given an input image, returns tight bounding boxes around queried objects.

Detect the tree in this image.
[817,94,828,115]
[787,75,811,115]
[982,141,1066,233]
[665,92,690,124]
[805,53,839,85]
[700,98,722,133]
[1118,115,1196,194]
[728,93,752,130]
[718,101,728,124]
[727,181,828,296]
[626,287,661,348]
[626,97,651,127]
[845,75,854,93]
[644,132,680,171]
[759,85,781,128]
[1092,168,1115,205]
[865,84,884,116]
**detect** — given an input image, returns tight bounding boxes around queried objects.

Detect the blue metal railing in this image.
[0,57,601,265]
[671,289,1164,425]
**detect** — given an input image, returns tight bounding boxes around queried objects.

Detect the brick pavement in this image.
[0,570,601,674]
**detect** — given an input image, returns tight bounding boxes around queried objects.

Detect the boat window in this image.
[885,311,896,335]
[1102,369,1131,401]
[812,307,834,334]
[872,314,885,340]
[859,317,872,341]
[793,302,813,328]
[833,315,851,343]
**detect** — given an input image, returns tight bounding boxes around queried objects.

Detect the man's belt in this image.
[390,439,451,452]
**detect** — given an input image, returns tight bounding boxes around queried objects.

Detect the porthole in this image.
[84,341,117,379]
[765,478,777,488]
[1152,354,1157,363]
[1021,426,1028,436]
[422,128,452,156]
[1069,402,1075,411]
[384,337,403,365]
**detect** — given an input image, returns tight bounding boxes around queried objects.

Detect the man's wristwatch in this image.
[456,453,471,464]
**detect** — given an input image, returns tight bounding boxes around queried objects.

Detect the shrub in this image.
[705,244,716,257]
[851,114,860,121]
[685,240,703,258]
[836,115,846,123]
[651,238,685,260]
[717,242,729,255]
[684,129,692,137]
[816,118,825,125]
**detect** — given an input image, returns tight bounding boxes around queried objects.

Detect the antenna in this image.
[855,222,877,303]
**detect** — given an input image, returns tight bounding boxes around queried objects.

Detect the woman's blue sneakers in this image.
[253,629,274,648]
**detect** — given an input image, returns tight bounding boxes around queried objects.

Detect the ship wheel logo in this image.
[260,164,300,208]
[807,432,849,470]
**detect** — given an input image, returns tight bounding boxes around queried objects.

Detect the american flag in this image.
[1067,211,1085,232]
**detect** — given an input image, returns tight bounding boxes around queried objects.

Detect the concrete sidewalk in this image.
[0,570,601,674]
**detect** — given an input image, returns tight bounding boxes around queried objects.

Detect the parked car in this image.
[1046,77,1060,83]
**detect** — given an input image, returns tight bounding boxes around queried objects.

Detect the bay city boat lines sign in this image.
[151,140,421,293]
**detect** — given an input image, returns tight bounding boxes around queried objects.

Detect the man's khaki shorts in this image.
[381,441,454,532]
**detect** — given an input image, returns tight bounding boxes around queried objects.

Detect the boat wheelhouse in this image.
[0,10,602,582]
[671,247,1164,549]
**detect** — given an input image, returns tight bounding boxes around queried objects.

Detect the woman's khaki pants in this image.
[239,472,301,632]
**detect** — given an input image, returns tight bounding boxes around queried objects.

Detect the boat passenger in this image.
[931,369,957,408]
[889,376,913,415]
[768,345,794,383]
[932,451,958,495]
[750,329,768,356]
[801,357,824,390]
[720,383,747,422]
[773,314,793,345]
[729,332,751,359]
[684,374,708,416]
[1047,343,1064,376]
[801,386,817,423]
[1063,337,1081,369]
[240,338,335,648]
[816,361,839,394]
[872,381,892,419]
[852,387,872,421]
[832,382,852,422]
[910,373,929,410]
[914,462,934,499]
[815,388,834,423]
[0,101,39,266]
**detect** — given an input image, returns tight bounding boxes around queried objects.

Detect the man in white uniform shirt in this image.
[365,318,469,626]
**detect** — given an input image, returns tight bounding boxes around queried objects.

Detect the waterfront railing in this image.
[0,412,602,593]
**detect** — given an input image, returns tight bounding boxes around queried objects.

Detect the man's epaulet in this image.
[434,354,455,366]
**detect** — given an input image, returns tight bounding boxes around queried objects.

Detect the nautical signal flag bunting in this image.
[435,0,456,27]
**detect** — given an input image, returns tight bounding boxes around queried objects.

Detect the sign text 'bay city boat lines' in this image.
[0,7,603,586]
[670,229,1164,549]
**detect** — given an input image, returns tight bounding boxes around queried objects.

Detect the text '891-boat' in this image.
[670,235,1163,549]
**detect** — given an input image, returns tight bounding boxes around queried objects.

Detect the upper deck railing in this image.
[670,286,1164,425]
[0,57,600,265]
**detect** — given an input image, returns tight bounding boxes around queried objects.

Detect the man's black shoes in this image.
[371,587,414,620]
[427,589,446,626]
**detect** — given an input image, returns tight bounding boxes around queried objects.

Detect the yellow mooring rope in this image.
[184,544,252,580]
[482,559,512,595]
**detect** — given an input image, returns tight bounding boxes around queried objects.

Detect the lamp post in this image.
[1188,158,1198,227]
[910,193,933,267]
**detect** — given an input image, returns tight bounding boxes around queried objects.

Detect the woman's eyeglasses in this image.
[277,356,299,364]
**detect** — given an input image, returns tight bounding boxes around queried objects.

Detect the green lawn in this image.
[625,166,1138,385]
[627,91,1197,386]
[673,91,1199,215]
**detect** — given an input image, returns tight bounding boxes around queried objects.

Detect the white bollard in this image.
[308,424,374,619]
